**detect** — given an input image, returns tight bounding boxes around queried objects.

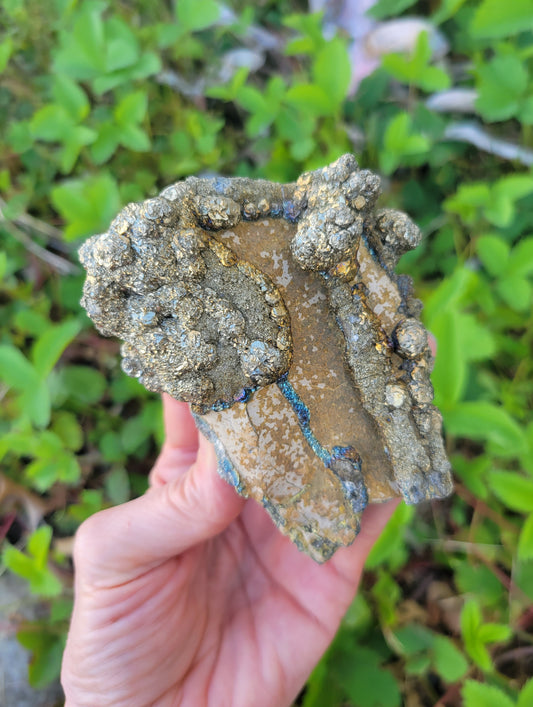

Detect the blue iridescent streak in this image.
[210,385,258,412]
[276,374,330,464]
[276,374,367,512]
[276,375,362,472]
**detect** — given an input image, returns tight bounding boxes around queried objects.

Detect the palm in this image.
[62,398,396,707]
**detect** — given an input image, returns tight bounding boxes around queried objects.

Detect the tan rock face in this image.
[79,155,453,562]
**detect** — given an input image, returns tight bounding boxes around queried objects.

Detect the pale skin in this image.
[61,395,399,707]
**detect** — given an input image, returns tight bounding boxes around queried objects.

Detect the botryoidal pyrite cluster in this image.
[80,155,453,562]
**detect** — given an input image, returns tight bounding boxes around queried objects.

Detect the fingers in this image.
[75,433,245,585]
[149,394,200,487]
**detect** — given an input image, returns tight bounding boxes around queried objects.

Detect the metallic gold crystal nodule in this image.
[79,154,453,562]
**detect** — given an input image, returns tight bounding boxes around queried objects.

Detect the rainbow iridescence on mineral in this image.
[79,155,453,562]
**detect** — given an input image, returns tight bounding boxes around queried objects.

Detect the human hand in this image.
[61,394,398,707]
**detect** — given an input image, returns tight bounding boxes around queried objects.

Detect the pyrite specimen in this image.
[79,155,453,562]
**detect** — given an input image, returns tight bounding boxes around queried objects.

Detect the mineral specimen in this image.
[79,154,453,562]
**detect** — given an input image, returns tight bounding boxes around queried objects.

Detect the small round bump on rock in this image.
[393,319,427,359]
[385,383,406,408]
[122,355,143,378]
[333,205,355,227]
[409,379,434,404]
[241,340,285,385]
[243,202,258,219]
[93,234,133,270]
[193,195,241,230]
[177,228,208,254]
[258,198,270,216]
[276,330,291,351]
[264,290,280,306]
[270,305,287,322]
[142,198,175,224]
[159,183,188,202]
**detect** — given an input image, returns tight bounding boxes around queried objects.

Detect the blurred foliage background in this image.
[1,0,533,705]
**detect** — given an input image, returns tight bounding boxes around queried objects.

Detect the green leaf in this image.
[456,313,496,362]
[334,643,401,707]
[507,237,533,277]
[382,31,450,92]
[32,319,81,378]
[105,467,130,505]
[0,345,40,391]
[285,84,331,117]
[432,636,468,682]
[462,680,515,707]
[30,104,74,141]
[497,276,531,312]
[518,513,533,561]
[51,411,84,451]
[236,84,269,114]
[26,452,81,491]
[61,365,107,404]
[461,601,492,671]
[25,459,63,491]
[2,528,62,597]
[27,525,53,569]
[0,36,14,72]
[177,0,220,32]
[59,125,97,173]
[518,677,533,707]
[302,655,345,707]
[0,250,7,280]
[103,17,140,72]
[445,402,527,457]
[429,310,466,408]
[2,545,35,581]
[475,53,528,122]
[53,1,107,79]
[454,562,504,607]
[51,173,121,240]
[17,629,65,689]
[477,623,512,644]
[66,489,105,523]
[114,90,148,126]
[369,0,417,19]
[119,123,151,151]
[380,112,430,174]
[432,0,469,24]
[477,235,510,276]
[488,470,533,512]
[13,310,50,336]
[487,175,533,228]
[19,380,51,429]
[394,624,433,655]
[366,503,413,569]
[445,182,491,225]
[471,0,533,39]
[52,75,90,121]
[312,38,351,107]
[91,122,120,164]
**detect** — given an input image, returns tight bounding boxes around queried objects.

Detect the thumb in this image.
[74,434,245,585]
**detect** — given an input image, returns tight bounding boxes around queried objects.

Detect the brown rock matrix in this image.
[79,155,453,562]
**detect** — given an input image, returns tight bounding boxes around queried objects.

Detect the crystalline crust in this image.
[79,155,453,562]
